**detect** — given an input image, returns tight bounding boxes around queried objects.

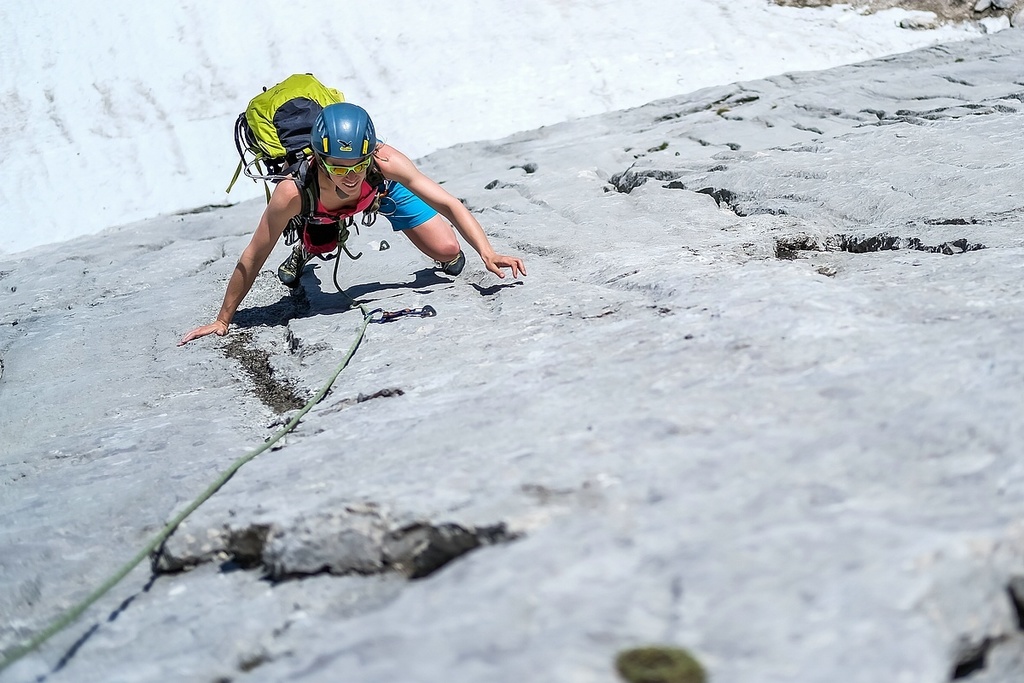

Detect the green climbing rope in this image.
[0,305,375,674]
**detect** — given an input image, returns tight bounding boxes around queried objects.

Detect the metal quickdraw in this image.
[369,305,437,323]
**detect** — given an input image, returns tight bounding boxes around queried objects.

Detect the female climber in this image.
[180,102,526,345]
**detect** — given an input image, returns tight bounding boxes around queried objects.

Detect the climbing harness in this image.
[0,295,432,673]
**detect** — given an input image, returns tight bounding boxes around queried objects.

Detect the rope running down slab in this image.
[0,304,378,673]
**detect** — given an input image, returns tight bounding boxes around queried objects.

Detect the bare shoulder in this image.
[270,177,302,203]
[254,178,304,238]
[267,178,303,215]
[374,144,419,183]
[374,143,408,162]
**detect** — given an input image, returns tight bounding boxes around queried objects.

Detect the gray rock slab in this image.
[4,30,1024,683]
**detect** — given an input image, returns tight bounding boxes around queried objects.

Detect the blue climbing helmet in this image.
[311,102,377,160]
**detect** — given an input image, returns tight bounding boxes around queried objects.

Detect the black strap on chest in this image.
[294,159,320,219]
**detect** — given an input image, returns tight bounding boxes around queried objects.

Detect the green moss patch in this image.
[615,646,706,683]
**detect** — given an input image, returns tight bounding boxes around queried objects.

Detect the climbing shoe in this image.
[278,245,311,288]
[436,250,466,276]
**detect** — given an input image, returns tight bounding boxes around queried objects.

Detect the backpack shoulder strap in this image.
[281,159,321,248]
[293,159,319,217]
[366,161,387,194]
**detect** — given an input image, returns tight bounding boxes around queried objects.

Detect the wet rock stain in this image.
[221,332,307,413]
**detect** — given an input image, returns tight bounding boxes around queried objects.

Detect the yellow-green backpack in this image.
[226,73,344,195]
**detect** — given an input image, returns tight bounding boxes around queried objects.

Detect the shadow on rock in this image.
[472,281,525,297]
[231,286,313,330]
[41,575,159,680]
[340,268,455,303]
[230,268,458,332]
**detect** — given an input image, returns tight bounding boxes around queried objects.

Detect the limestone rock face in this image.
[3,29,1024,683]
[777,0,1024,22]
